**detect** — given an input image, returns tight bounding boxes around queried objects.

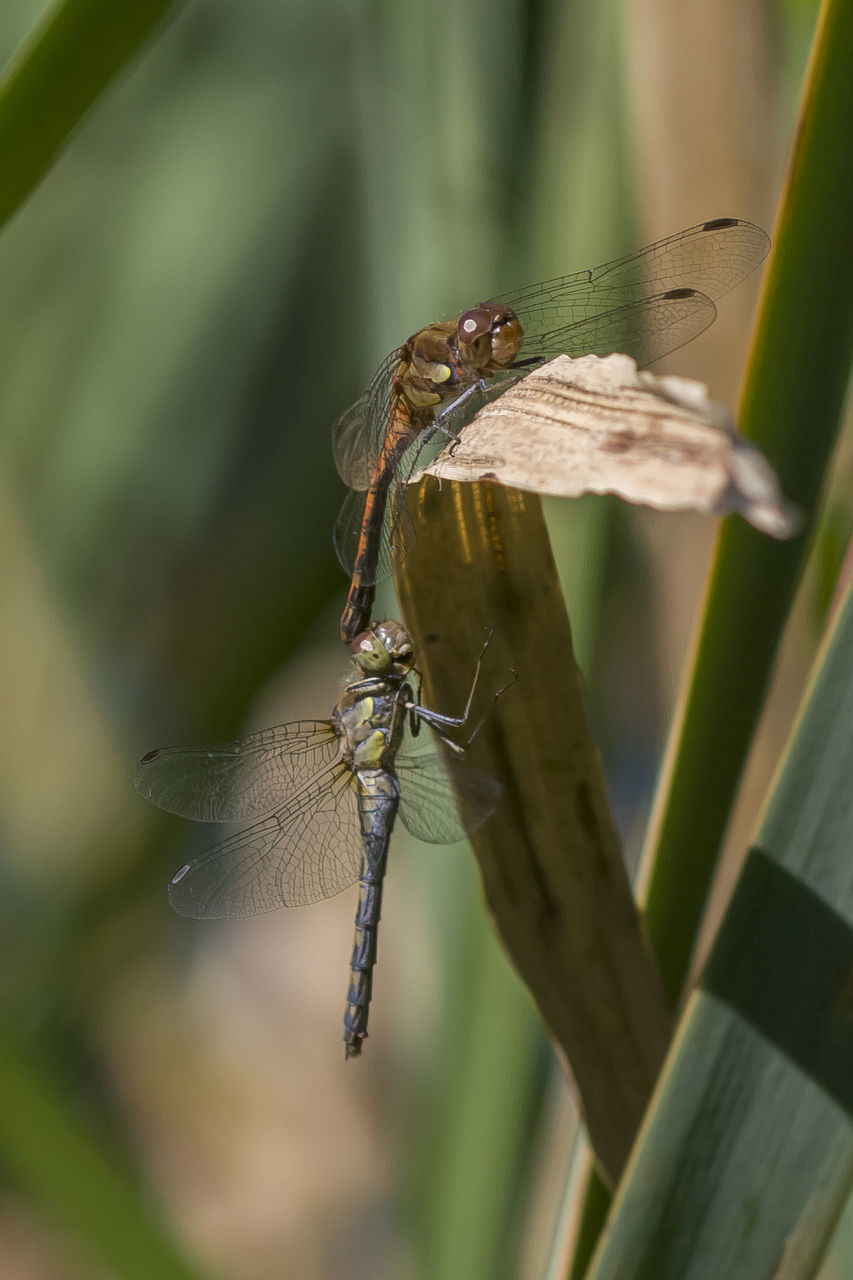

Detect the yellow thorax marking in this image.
[354,728,387,769]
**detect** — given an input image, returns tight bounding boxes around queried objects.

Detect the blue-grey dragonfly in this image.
[135,621,501,1057]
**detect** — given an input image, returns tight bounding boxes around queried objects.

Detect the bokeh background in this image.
[0,1,850,1277]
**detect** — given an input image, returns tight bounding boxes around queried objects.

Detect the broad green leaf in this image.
[588,574,853,1279]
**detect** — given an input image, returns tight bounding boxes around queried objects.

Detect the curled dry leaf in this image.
[418,354,798,538]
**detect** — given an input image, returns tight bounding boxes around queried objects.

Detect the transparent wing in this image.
[332,454,418,582]
[333,221,767,490]
[395,295,717,491]
[332,220,769,568]
[167,761,363,918]
[514,288,718,370]
[395,748,500,845]
[503,218,769,367]
[135,721,341,822]
[503,218,768,315]
[332,348,401,488]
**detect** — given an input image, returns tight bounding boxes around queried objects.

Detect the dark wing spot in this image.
[662,287,699,300]
[702,217,738,231]
[140,749,162,763]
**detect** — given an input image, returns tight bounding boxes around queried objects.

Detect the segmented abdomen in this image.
[343,773,399,1057]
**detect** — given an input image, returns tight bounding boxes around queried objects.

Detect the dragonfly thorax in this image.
[333,677,411,772]
[395,321,459,411]
[395,302,523,416]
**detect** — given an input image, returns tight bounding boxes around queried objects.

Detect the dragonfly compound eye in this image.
[456,307,495,365]
[476,300,523,367]
[373,619,413,662]
[351,630,392,674]
[457,303,523,369]
[457,307,494,343]
[491,310,523,366]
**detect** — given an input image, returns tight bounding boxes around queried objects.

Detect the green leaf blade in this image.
[588,579,853,1278]
[0,0,186,231]
[640,0,853,1009]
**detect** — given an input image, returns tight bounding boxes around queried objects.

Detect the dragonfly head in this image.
[456,301,523,371]
[351,620,415,674]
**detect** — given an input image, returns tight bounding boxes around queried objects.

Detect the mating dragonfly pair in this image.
[137,218,770,1055]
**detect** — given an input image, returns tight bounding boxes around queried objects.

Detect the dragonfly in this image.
[333,217,770,642]
[135,621,502,1058]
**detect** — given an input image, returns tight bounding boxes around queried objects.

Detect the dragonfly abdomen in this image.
[339,413,421,643]
[344,775,399,1058]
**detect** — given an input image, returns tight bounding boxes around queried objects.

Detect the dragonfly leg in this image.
[401,377,491,477]
[408,633,518,753]
[431,378,490,454]
[406,669,424,741]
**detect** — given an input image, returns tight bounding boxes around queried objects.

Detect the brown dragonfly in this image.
[333,217,770,642]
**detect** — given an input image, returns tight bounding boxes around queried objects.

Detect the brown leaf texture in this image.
[394,479,673,1187]
[420,354,797,538]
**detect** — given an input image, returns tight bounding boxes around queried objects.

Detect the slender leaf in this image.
[395,479,673,1188]
[639,0,853,1007]
[0,0,185,231]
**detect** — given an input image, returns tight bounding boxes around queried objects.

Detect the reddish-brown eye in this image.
[457,307,493,342]
[489,307,523,366]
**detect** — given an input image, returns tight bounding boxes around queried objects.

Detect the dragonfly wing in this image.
[135,721,340,822]
[502,219,768,313]
[167,761,363,917]
[502,218,769,367]
[333,485,370,577]
[585,218,770,297]
[518,288,718,369]
[332,348,401,488]
[333,455,417,581]
[395,749,500,845]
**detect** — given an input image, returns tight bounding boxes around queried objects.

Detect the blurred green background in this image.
[1,1,849,1277]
